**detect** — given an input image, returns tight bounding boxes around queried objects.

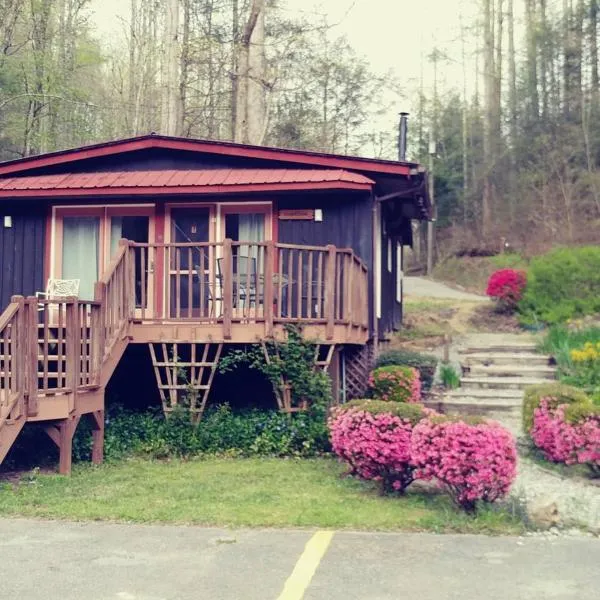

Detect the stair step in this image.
[466,365,556,378]
[459,343,538,354]
[462,352,553,367]
[460,376,551,390]
[439,397,522,410]
[446,387,524,400]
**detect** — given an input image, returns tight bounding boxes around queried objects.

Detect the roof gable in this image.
[0,134,417,178]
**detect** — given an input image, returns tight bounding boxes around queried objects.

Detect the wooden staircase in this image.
[0,242,134,473]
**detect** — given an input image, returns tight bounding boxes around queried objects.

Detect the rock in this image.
[527,500,560,530]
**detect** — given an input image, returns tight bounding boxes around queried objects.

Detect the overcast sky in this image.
[90,0,479,135]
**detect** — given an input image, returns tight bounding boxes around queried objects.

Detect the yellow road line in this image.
[276,530,335,600]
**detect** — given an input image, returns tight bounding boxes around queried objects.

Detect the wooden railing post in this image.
[324,245,336,340]
[10,296,26,419]
[23,297,39,416]
[65,298,79,413]
[93,281,107,367]
[264,240,274,337]
[222,238,233,340]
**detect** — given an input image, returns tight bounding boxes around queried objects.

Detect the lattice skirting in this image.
[343,343,374,401]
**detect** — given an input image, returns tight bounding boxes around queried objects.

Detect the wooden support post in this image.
[90,409,105,465]
[329,346,341,407]
[222,238,233,340]
[24,297,38,416]
[324,245,336,340]
[264,240,274,338]
[45,415,81,475]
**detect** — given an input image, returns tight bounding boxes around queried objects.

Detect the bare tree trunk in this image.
[591,0,599,108]
[161,0,180,136]
[525,0,539,122]
[234,0,266,144]
[482,0,494,237]
[460,15,469,223]
[178,0,190,136]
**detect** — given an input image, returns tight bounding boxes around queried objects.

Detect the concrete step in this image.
[460,375,551,391]
[462,352,554,367]
[466,364,556,379]
[446,387,524,400]
[459,343,538,354]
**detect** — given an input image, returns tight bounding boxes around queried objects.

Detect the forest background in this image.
[1,0,599,258]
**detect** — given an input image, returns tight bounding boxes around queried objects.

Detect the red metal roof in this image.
[0,168,375,197]
[0,134,417,178]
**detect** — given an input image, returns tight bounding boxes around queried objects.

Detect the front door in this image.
[169,207,212,318]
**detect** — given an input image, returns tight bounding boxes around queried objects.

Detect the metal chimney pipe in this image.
[398,112,409,161]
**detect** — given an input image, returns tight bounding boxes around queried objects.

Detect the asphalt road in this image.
[0,519,598,600]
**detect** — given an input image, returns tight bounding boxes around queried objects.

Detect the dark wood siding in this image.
[0,204,46,308]
[277,191,374,335]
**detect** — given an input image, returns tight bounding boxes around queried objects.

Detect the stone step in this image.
[459,343,538,355]
[446,387,524,400]
[442,397,521,409]
[466,364,556,379]
[460,375,551,391]
[462,352,554,367]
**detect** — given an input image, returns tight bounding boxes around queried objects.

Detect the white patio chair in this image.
[36,279,80,310]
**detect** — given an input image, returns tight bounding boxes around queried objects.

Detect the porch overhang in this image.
[0,168,375,198]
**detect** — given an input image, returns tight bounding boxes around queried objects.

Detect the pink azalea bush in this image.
[368,366,421,403]
[531,399,600,476]
[486,268,527,312]
[328,400,426,494]
[411,417,518,512]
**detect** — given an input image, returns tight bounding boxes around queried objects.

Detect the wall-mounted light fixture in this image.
[314,209,323,222]
[3,215,12,228]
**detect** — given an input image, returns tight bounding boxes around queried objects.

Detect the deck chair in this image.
[216,255,257,313]
[36,279,80,310]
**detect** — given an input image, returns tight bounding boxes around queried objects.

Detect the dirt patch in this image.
[468,303,522,333]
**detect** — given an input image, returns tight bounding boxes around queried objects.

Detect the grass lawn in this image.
[0,458,524,534]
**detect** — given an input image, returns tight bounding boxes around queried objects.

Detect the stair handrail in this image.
[0,297,26,426]
[93,239,134,365]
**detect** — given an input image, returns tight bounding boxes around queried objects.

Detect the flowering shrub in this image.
[569,341,600,392]
[522,382,589,434]
[368,366,421,403]
[411,417,517,512]
[486,268,527,311]
[531,399,600,476]
[328,400,426,494]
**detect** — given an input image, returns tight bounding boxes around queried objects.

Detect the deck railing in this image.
[0,243,134,409]
[128,240,369,339]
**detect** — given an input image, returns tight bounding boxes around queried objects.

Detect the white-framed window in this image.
[396,241,403,303]
[387,237,392,272]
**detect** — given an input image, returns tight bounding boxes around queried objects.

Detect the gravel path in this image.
[404,276,489,301]
[511,458,600,533]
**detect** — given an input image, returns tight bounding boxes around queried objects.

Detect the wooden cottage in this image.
[0,134,430,472]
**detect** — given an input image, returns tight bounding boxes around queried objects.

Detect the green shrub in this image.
[73,405,330,462]
[539,324,600,394]
[439,363,461,389]
[522,382,590,433]
[375,349,437,391]
[368,366,421,403]
[340,399,427,425]
[519,246,600,325]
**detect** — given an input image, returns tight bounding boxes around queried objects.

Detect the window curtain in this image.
[110,217,124,255]
[238,213,265,269]
[62,217,100,300]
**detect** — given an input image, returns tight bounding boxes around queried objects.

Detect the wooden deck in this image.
[0,240,369,473]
